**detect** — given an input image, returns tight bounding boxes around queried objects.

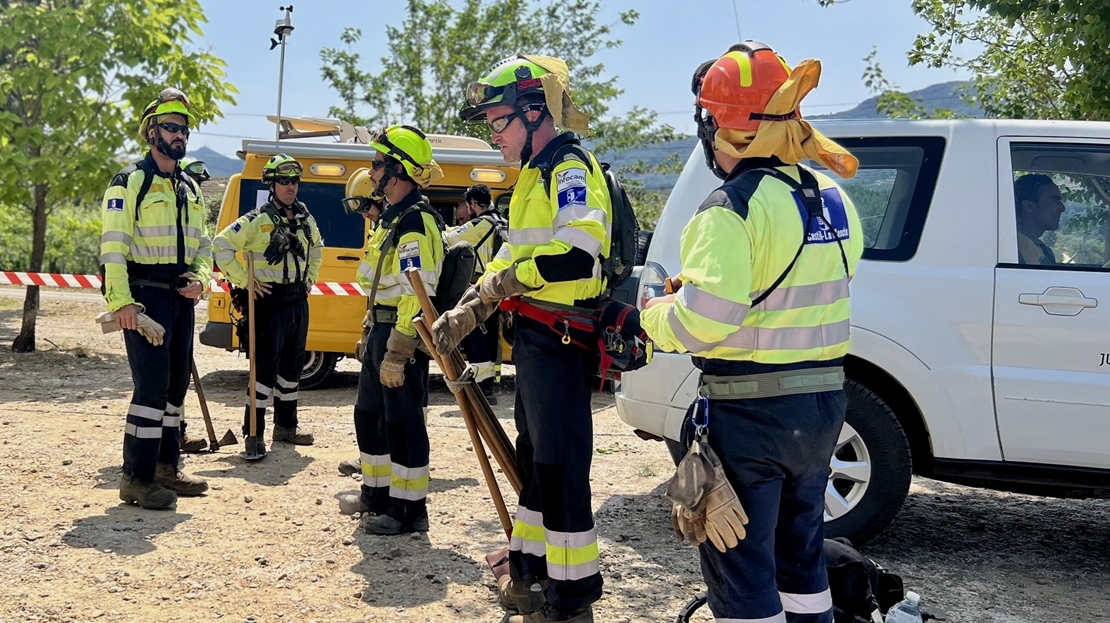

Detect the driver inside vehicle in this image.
[1014,173,1065,265]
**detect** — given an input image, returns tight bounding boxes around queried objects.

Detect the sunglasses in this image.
[158,122,190,137]
[486,112,518,134]
[370,159,388,170]
[274,177,299,186]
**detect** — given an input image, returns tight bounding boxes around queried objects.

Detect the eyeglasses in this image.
[274,177,299,186]
[370,159,387,170]
[158,122,190,137]
[487,112,518,134]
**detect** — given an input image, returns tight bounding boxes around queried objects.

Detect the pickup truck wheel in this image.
[824,378,912,545]
[300,351,338,390]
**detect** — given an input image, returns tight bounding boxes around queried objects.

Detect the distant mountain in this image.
[189,146,242,178]
[814,80,981,119]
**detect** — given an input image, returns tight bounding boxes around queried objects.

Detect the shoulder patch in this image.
[555,167,588,211]
[107,198,125,212]
[797,186,851,245]
[231,222,242,233]
[397,240,422,271]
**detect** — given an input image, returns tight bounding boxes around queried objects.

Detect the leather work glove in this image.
[477,265,533,305]
[671,503,708,546]
[355,310,373,363]
[431,288,497,356]
[264,228,292,265]
[700,463,750,552]
[380,328,419,388]
[95,311,166,346]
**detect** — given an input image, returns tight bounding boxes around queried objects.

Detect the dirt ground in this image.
[1,293,1108,623]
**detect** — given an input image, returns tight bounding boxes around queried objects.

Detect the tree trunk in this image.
[11,184,49,353]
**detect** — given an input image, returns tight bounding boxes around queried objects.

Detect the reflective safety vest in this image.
[640,159,864,364]
[212,201,324,287]
[481,133,611,307]
[99,152,213,312]
[356,189,446,338]
[445,209,504,275]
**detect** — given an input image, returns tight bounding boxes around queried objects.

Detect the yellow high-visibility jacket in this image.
[481,133,611,307]
[99,153,212,312]
[212,201,324,288]
[445,210,504,276]
[357,189,445,338]
[641,160,864,364]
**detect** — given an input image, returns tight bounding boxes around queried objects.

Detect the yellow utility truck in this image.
[199,117,518,388]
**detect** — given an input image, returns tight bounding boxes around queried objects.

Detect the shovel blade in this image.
[242,436,266,461]
[217,429,239,447]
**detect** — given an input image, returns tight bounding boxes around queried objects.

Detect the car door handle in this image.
[1018,286,1098,316]
[337,255,360,261]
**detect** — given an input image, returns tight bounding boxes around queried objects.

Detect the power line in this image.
[731,0,742,41]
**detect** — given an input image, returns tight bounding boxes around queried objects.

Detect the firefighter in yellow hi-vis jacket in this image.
[212,154,324,457]
[433,55,610,623]
[640,43,864,623]
[100,88,212,509]
[336,126,445,536]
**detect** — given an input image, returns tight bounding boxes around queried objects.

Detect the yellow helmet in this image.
[367,125,443,188]
[138,87,194,142]
[342,167,383,215]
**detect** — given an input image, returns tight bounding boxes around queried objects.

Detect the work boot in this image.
[119,475,177,510]
[180,434,208,453]
[508,604,593,623]
[337,458,361,476]
[498,575,546,614]
[154,463,209,497]
[273,425,314,445]
[409,511,429,533]
[361,512,406,535]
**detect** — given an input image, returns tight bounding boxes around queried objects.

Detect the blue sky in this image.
[190,0,971,157]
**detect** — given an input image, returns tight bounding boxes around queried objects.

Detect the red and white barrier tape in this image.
[0,271,367,296]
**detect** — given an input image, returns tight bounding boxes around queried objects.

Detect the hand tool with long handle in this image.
[243,254,265,460]
[189,357,238,450]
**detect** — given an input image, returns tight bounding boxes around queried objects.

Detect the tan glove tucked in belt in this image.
[380,328,419,388]
[95,311,166,346]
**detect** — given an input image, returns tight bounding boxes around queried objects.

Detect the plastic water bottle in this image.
[885,591,923,623]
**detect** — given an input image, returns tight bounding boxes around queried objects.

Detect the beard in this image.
[155,134,187,161]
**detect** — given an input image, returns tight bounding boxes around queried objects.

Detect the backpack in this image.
[538,139,639,291]
[365,201,476,314]
[470,211,508,272]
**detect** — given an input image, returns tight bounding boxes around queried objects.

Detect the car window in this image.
[1009,143,1110,271]
[810,137,946,262]
[238,179,365,249]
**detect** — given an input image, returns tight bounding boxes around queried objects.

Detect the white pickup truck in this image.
[617,119,1110,543]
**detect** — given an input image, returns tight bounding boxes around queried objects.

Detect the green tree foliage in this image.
[318,0,684,227]
[826,0,1110,121]
[0,0,237,351]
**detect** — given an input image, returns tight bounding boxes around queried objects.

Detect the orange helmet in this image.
[692,41,794,178]
[694,41,794,132]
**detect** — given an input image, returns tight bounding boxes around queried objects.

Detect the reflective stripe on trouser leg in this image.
[697,373,845,623]
[121,285,187,482]
[775,471,833,623]
[508,386,547,583]
[273,296,308,429]
[353,400,391,514]
[242,297,286,437]
[513,318,602,613]
[158,297,192,468]
[368,323,431,524]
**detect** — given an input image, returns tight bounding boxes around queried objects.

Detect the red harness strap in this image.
[499,297,596,351]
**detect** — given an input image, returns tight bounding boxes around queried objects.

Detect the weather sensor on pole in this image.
[270,5,294,141]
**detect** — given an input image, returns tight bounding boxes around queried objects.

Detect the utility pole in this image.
[270,5,295,141]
